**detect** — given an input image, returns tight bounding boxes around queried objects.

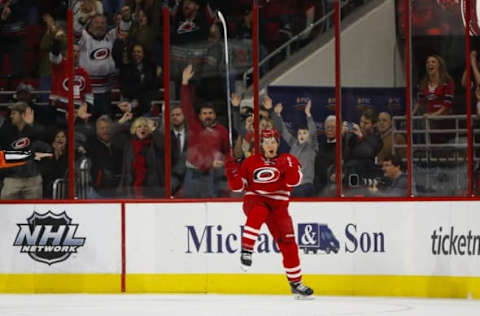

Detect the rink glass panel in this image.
[410,0,469,196]
[258,0,337,198]
[0,3,69,200]
[339,0,407,198]
[168,3,249,199]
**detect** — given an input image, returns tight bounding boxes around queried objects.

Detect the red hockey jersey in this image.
[227,153,303,202]
[50,54,94,108]
[418,79,454,114]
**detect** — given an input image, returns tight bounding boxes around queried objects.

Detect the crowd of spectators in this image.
[0,0,400,200]
[0,0,360,94]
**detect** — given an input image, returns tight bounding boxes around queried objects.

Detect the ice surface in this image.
[0,294,478,316]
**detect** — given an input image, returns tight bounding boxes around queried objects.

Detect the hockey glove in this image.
[277,154,302,187]
[225,156,244,191]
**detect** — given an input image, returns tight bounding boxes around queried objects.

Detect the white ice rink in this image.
[0,294,479,316]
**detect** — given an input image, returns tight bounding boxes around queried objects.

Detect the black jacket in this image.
[0,122,51,178]
[171,128,187,195]
[85,137,124,198]
[343,131,382,178]
[314,139,336,195]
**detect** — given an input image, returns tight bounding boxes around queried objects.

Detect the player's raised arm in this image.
[225,156,245,192]
[278,154,303,188]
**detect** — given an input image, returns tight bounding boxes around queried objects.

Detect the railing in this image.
[242,0,350,89]
[392,114,478,161]
[52,156,91,199]
[391,114,477,195]
[0,88,167,111]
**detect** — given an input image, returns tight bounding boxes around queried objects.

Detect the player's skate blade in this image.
[290,282,314,300]
[293,293,315,300]
[240,250,252,272]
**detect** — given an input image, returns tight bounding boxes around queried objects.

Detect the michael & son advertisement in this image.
[126,202,480,277]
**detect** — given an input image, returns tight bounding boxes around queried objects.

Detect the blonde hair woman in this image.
[119,117,165,198]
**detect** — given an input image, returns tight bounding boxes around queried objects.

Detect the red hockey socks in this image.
[278,239,302,283]
[241,225,260,252]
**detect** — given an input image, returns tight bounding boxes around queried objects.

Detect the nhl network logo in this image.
[13,211,86,265]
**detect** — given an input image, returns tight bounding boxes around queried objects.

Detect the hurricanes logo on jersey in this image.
[177,20,199,34]
[253,167,280,183]
[90,48,110,60]
[11,137,30,150]
[62,76,86,92]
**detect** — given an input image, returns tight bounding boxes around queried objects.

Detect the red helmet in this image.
[260,128,280,143]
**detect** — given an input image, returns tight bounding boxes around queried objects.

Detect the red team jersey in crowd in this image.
[50,56,94,108]
[229,153,303,203]
[181,85,230,171]
[418,79,454,114]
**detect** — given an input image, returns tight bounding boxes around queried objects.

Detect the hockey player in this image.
[225,128,314,299]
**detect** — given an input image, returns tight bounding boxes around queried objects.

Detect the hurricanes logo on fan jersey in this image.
[177,20,199,34]
[11,137,30,150]
[253,167,280,183]
[62,76,86,92]
[90,48,110,60]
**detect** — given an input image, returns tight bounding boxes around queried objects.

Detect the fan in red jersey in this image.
[413,54,454,116]
[49,35,94,110]
[224,128,314,299]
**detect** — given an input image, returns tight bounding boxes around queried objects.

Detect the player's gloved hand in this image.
[225,155,244,191]
[276,154,300,171]
[225,155,241,178]
[276,154,302,186]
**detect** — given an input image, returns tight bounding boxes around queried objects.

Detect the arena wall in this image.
[0,201,479,298]
[270,0,405,87]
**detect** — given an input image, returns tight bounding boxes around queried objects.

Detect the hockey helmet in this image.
[260,128,280,143]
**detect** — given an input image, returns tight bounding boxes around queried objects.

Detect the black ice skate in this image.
[289,281,314,300]
[240,249,252,272]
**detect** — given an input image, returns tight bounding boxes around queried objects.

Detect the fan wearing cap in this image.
[14,82,58,126]
[224,128,314,299]
[0,102,53,199]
